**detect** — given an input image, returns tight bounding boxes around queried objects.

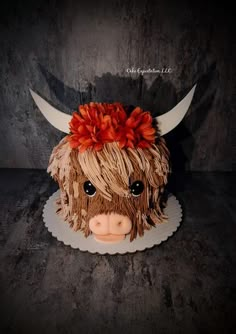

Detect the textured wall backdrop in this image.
[0,0,235,170]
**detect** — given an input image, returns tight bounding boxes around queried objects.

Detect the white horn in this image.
[156,84,197,136]
[29,89,71,133]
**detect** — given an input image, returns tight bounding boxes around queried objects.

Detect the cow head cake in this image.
[30,85,196,243]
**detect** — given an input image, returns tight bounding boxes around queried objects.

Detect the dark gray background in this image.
[0,3,236,333]
[0,0,235,170]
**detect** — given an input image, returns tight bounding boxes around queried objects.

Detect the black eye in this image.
[130,180,144,197]
[83,181,96,197]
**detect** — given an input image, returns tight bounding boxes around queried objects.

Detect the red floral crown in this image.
[67,102,156,153]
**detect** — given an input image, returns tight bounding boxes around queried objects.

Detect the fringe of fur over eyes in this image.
[47,136,170,241]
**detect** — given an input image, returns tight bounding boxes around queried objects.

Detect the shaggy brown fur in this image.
[48,136,170,241]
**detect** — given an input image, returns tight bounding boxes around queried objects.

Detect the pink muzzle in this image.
[89,213,132,243]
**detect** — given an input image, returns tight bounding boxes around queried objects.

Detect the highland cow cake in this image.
[30,85,196,243]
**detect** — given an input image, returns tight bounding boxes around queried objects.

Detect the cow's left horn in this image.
[29,89,71,133]
[156,84,197,136]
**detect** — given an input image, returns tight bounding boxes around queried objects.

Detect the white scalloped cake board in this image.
[43,190,182,255]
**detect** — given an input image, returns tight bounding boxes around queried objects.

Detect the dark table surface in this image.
[0,169,235,334]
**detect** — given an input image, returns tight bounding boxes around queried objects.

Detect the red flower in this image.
[67,102,156,152]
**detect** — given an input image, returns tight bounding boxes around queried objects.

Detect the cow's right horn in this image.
[29,89,71,134]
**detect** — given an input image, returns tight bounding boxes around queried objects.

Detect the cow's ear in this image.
[155,84,197,136]
[29,89,71,133]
